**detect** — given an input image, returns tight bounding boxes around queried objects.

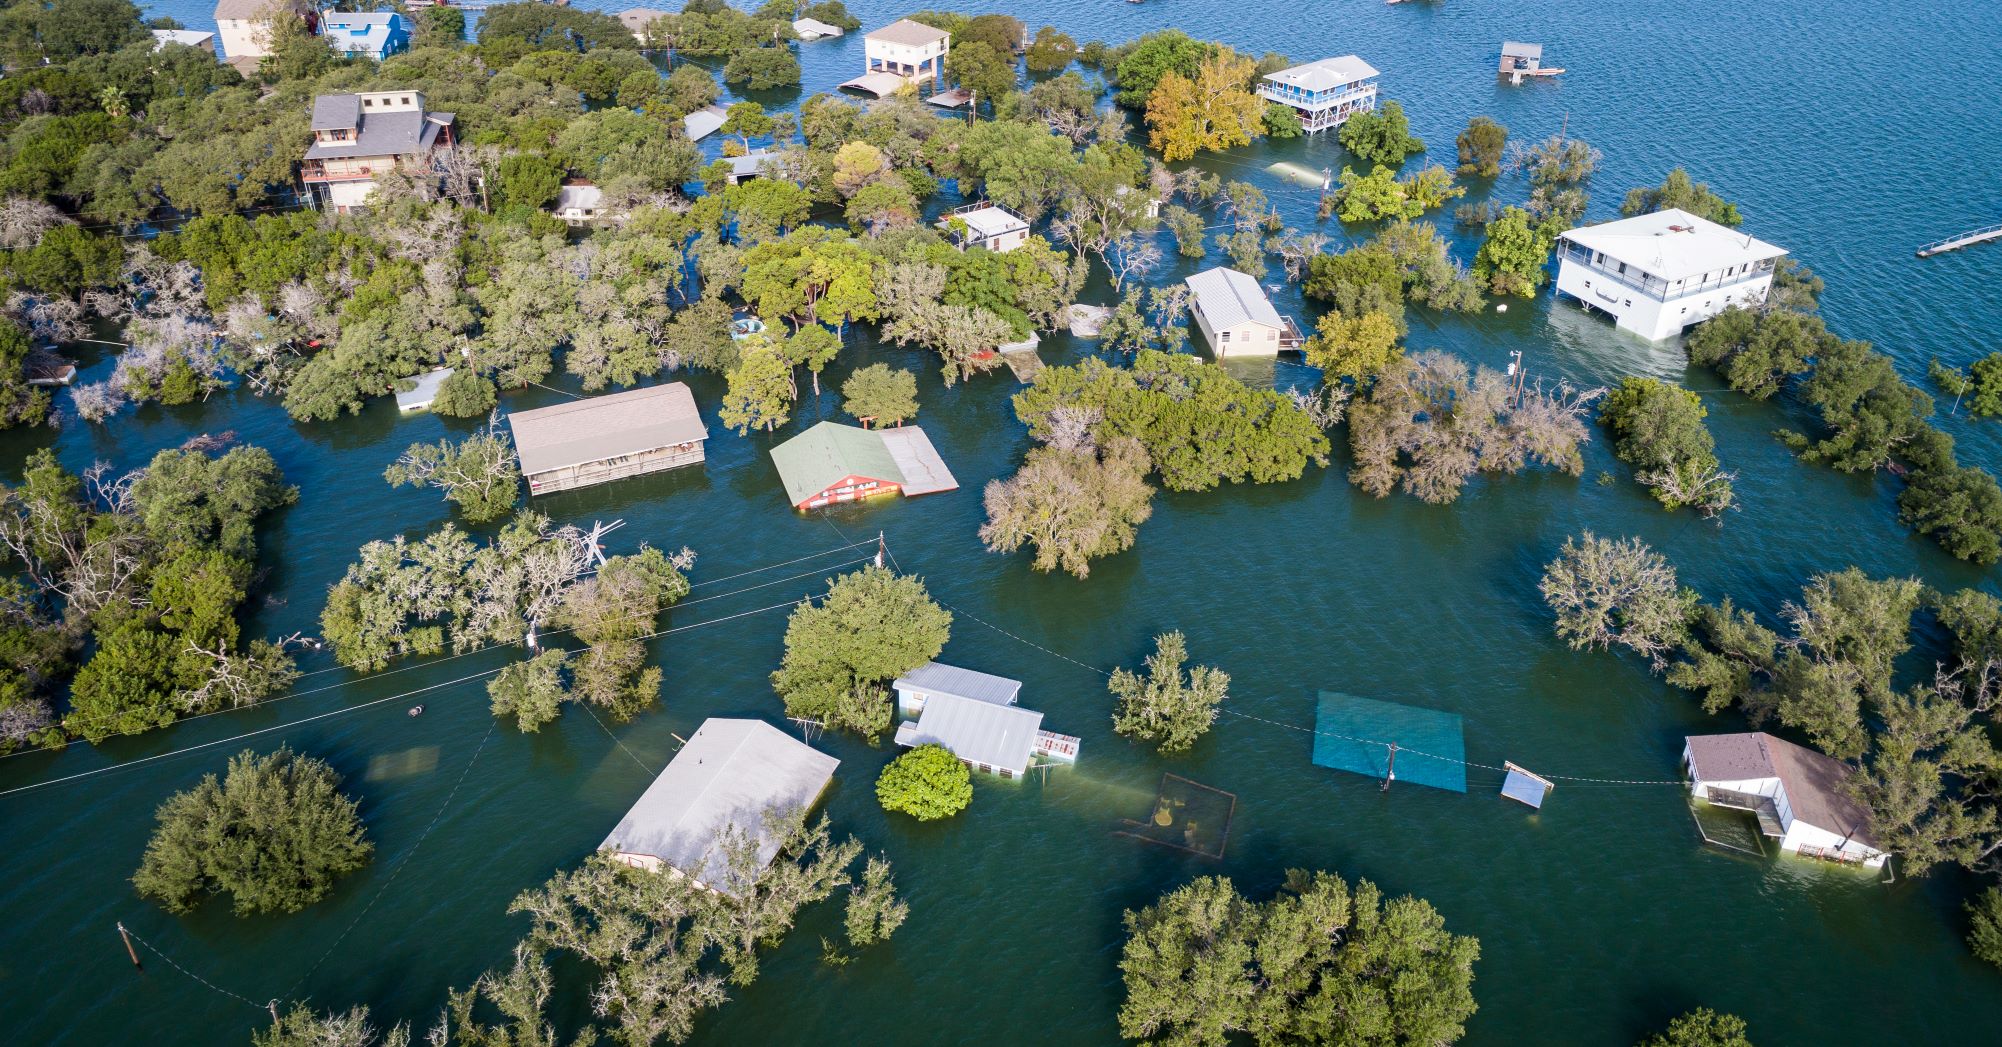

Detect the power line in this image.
[117,924,267,1012]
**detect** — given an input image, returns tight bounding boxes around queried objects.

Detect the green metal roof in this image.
[769,421,906,507]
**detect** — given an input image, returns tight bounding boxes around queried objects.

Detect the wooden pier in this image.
[1916,221,2002,258]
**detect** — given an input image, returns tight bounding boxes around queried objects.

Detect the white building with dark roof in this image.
[1555,208,1786,341]
[301,90,456,212]
[1186,266,1302,358]
[1257,55,1379,134]
[600,719,839,893]
[1684,732,1887,867]
[508,382,708,495]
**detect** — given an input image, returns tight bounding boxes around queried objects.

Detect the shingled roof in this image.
[507,383,707,478]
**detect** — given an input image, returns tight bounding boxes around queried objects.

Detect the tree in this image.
[980,435,1155,579]
[133,746,373,917]
[1338,100,1424,168]
[1598,379,1735,516]
[496,154,564,210]
[1118,872,1479,1047]
[720,100,775,152]
[1110,29,1207,108]
[1930,352,2002,418]
[254,1004,408,1047]
[488,649,570,732]
[1145,52,1266,162]
[1109,631,1227,753]
[1968,888,2002,969]
[1472,206,1556,298]
[1455,116,1507,177]
[876,743,973,820]
[723,44,801,90]
[383,422,522,523]
[718,336,795,434]
[1639,1009,1754,1047]
[1305,309,1402,383]
[1024,26,1077,74]
[770,566,951,739]
[556,546,690,722]
[1623,168,1742,226]
[1262,103,1303,138]
[842,363,919,427]
[1540,533,1691,669]
[844,856,908,947]
[951,40,1017,101]
[1899,460,2002,566]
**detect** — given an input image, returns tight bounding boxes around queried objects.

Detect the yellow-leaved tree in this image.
[1145,52,1266,161]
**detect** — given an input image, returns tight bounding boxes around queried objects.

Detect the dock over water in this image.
[1917,221,2002,258]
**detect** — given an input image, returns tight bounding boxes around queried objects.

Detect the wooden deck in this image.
[1917,221,2002,258]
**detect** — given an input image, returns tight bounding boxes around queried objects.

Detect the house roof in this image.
[793,17,845,39]
[867,18,949,48]
[769,420,905,506]
[152,29,216,49]
[556,182,602,212]
[899,693,1042,774]
[1501,41,1543,59]
[727,149,780,180]
[394,367,452,410]
[617,7,669,32]
[894,662,1022,706]
[214,0,308,20]
[839,71,912,97]
[1560,208,1787,281]
[682,105,726,142]
[878,425,957,496]
[304,104,454,160]
[600,719,838,893]
[507,382,708,477]
[1687,733,1880,850]
[1263,55,1379,92]
[1187,266,1284,330]
[324,12,403,55]
[311,93,361,131]
[946,205,1028,239]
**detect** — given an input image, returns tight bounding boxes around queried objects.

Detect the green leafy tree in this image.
[1262,102,1303,138]
[723,45,801,90]
[718,337,796,434]
[951,40,1018,102]
[876,744,973,820]
[981,436,1156,579]
[556,547,689,722]
[1455,116,1507,177]
[488,649,571,732]
[496,154,565,210]
[133,746,373,916]
[430,369,499,418]
[1930,353,2002,417]
[1472,206,1556,298]
[1110,29,1207,108]
[1639,1008,1754,1047]
[1968,888,2002,969]
[1598,378,1734,515]
[844,856,908,947]
[1338,100,1424,168]
[254,1004,408,1047]
[1305,309,1402,382]
[1622,168,1742,226]
[384,423,522,523]
[1540,532,1692,668]
[841,363,919,427]
[770,566,951,740]
[1109,631,1228,753]
[1024,26,1077,74]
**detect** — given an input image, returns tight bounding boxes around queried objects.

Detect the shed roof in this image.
[600,719,838,892]
[1263,55,1379,92]
[1687,733,1879,849]
[900,693,1042,774]
[508,382,708,478]
[394,366,452,410]
[1187,266,1284,330]
[839,71,912,97]
[894,662,1022,706]
[793,17,844,38]
[878,425,958,496]
[555,181,602,212]
[727,149,780,180]
[682,105,727,142]
[152,28,216,49]
[1501,41,1544,59]
[867,18,950,48]
[769,421,905,506]
[1560,208,1787,280]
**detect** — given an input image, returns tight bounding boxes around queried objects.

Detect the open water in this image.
[3,1,2001,1043]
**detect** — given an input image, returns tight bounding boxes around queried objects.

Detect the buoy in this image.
[408,705,424,717]
[1496,303,1509,313]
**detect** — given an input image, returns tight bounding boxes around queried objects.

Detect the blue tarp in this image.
[1310,692,1467,793]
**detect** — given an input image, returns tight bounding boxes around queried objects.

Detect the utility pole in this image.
[967,89,976,125]
[1380,743,1398,792]
[874,531,886,569]
[267,1001,281,1025]
[1507,350,1527,408]
[116,922,141,970]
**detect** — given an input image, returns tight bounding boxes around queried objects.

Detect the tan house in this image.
[301,90,457,212]
[840,18,949,96]
[616,8,669,46]
[1186,266,1303,358]
[507,382,708,496]
[215,0,315,66]
[938,202,1030,252]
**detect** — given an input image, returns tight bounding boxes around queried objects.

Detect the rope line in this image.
[119,926,266,1011]
[285,719,498,999]
[574,697,659,778]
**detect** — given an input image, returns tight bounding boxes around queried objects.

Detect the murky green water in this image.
[4,0,2001,1043]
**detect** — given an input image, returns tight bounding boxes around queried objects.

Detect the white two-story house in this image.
[1257,56,1379,134]
[1554,208,1786,341]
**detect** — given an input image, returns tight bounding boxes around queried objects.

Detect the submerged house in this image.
[508,382,709,495]
[301,90,457,212]
[554,180,603,226]
[1554,208,1786,341]
[394,367,452,412]
[152,28,216,51]
[682,104,727,143]
[617,8,669,46]
[768,420,958,510]
[1684,733,1888,867]
[321,11,409,61]
[891,662,1078,777]
[600,718,839,892]
[793,17,845,40]
[1186,266,1303,358]
[840,18,950,96]
[1257,56,1379,134]
[938,202,1030,253]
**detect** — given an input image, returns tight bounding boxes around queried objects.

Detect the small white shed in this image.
[1186,267,1302,358]
[1684,733,1888,867]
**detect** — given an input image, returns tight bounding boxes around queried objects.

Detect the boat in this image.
[408,705,424,717]
[729,315,767,341]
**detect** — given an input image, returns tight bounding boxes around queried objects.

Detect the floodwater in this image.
[4,1,2000,1043]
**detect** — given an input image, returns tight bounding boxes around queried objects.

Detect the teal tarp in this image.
[1310,692,1467,793]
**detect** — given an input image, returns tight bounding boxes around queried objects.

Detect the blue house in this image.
[322,12,409,61]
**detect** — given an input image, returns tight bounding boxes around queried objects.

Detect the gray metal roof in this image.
[1187,266,1284,331]
[878,426,957,496]
[894,662,1022,706]
[394,367,452,411]
[1500,765,1551,809]
[600,719,838,892]
[1501,41,1544,59]
[507,382,708,478]
[683,105,726,142]
[901,693,1042,775]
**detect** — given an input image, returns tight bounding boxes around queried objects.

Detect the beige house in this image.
[938,202,1030,252]
[215,0,314,64]
[840,18,949,96]
[508,382,708,496]
[616,8,669,46]
[1186,266,1304,358]
[301,91,457,212]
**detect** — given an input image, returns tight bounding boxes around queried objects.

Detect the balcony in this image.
[1560,244,1774,303]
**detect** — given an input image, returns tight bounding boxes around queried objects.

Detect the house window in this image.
[1220,331,1231,342]
[1623,299,1631,307]
[363,97,375,107]
[400,96,412,105]
[1266,330,1276,341]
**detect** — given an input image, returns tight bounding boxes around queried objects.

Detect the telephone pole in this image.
[1380,743,1398,792]
[116,922,142,970]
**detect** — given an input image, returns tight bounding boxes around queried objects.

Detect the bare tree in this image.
[0,196,70,249]
[1105,233,1161,294]
[1539,531,1689,668]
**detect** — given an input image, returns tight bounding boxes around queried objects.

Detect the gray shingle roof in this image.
[311,94,361,131]
[899,693,1042,775]
[1187,266,1284,330]
[507,382,708,478]
[303,97,454,160]
[894,662,1022,706]
[600,719,838,892]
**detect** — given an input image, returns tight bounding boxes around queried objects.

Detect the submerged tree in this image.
[1540,532,1692,669]
[1622,167,1742,227]
[841,363,919,428]
[1454,116,1508,178]
[1598,378,1736,516]
[1109,631,1228,754]
[133,746,373,917]
[876,743,974,821]
[844,856,909,947]
[771,566,951,739]
[253,1004,408,1047]
[383,419,523,523]
[980,433,1155,579]
[1638,1008,1754,1047]
[487,649,572,733]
